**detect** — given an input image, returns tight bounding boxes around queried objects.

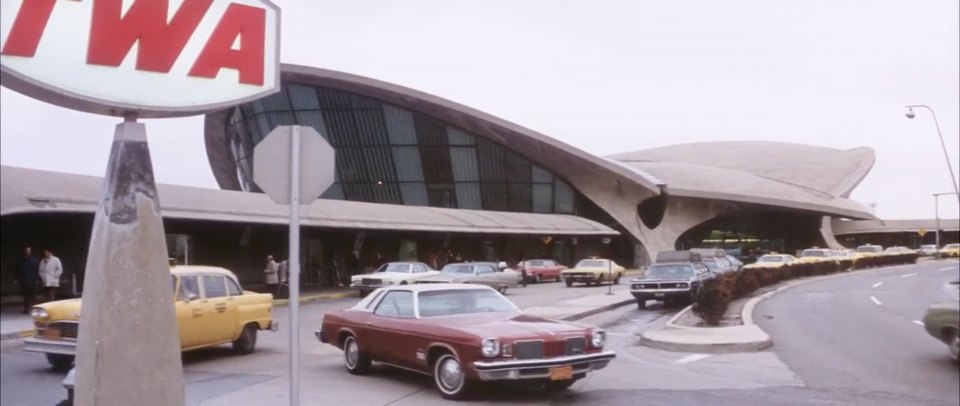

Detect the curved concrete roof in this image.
[609,141,875,197]
[832,218,960,235]
[0,166,618,236]
[609,141,877,219]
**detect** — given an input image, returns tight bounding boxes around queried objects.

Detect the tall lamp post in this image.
[932,192,959,259]
[905,105,960,204]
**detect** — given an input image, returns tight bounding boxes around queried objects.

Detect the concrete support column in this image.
[74,121,184,406]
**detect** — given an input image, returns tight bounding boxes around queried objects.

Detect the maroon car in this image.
[316,284,615,399]
[518,259,568,283]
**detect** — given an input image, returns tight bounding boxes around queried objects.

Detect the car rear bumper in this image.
[472,351,615,381]
[268,321,280,332]
[24,337,76,356]
[561,275,600,282]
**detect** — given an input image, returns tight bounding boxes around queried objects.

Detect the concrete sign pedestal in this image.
[73,120,184,406]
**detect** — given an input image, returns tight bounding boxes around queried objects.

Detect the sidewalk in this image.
[523,289,635,321]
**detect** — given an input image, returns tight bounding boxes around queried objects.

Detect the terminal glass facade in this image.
[226,83,580,214]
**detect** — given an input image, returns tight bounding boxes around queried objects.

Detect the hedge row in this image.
[692,253,919,326]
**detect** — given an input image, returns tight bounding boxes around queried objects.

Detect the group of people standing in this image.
[263,255,289,298]
[13,246,64,313]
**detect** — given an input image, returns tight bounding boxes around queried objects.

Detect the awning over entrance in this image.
[1,166,619,236]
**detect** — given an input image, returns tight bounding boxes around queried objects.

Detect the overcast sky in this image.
[2,0,958,220]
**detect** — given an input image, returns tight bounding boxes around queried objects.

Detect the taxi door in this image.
[175,274,209,349]
[200,274,239,343]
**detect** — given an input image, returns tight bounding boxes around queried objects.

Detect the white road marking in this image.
[913,320,925,326]
[900,273,918,278]
[676,354,710,364]
[872,282,883,288]
[940,267,956,272]
[869,296,882,306]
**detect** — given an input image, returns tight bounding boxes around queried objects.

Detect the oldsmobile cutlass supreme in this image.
[316,284,615,399]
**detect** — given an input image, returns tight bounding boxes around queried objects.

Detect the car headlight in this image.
[481,338,500,358]
[679,283,689,288]
[590,330,606,348]
[30,308,48,320]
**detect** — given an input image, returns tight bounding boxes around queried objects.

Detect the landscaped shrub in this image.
[692,253,918,326]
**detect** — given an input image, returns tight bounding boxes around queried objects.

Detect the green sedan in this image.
[922,297,960,363]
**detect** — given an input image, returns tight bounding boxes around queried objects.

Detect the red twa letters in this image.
[1,0,267,86]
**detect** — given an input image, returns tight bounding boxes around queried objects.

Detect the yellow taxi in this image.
[744,254,797,269]
[940,243,960,258]
[797,248,834,263]
[25,266,277,370]
[560,257,626,287]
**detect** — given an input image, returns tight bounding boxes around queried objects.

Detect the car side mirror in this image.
[184,293,199,303]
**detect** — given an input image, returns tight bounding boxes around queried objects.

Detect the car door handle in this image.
[365,322,373,326]
[214,303,227,312]
[192,308,202,317]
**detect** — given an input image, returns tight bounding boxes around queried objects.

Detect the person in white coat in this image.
[264,255,279,292]
[38,249,63,302]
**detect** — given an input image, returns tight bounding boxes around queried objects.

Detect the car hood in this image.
[562,267,607,273]
[418,273,473,282]
[428,313,589,338]
[352,272,438,282]
[36,298,83,322]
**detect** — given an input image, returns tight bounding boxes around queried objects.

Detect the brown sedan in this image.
[316,284,615,400]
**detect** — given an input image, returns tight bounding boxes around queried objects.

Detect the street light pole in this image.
[906,105,960,204]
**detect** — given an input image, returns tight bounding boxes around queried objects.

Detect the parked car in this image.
[853,244,884,260]
[316,284,616,399]
[629,253,713,308]
[921,296,960,363]
[918,245,939,256]
[725,255,744,272]
[940,243,960,258]
[744,254,797,269]
[831,249,855,259]
[884,246,915,255]
[25,266,278,370]
[798,248,834,263]
[560,258,625,287]
[517,259,567,283]
[416,262,521,293]
[691,248,735,274]
[350,262,438,295]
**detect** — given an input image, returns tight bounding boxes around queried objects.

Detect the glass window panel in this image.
[427,184,456,208]
[447,127,475,145]
[288,84,321,109]
[351,93,380,109]
[532,184,553,213]
[505,152,531,181]
[202,275,227,298]
[353,109,389,145]
[362,147,396,183]
[294,111,332,143]
[317,88,352,109]
[229,106,243,124]
[392,147,425,182]
[414,114,447,146]
[419,146,453,183]
[336,148,367,183]
[251,99,266,114]
[322,110,358,146]
[476,138,505,182]
[384,105,418,145]
[254,116,270,140]
[260,89,292,111]
[322,183,345,200]
[481,183,508,211]
[342,183,370,201]
[508,183,532,212]
[266,112,297,128]
[532,165,553,183]
[449,147,479,182]
[555,179,575,214]
[455,183,482,210]
[399,182,429,206]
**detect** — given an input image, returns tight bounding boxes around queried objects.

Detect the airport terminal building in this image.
[2,64,957,297]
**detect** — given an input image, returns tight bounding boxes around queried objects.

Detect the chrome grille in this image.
[632,282,659,289]
[564,337,585,355]
[48,321,79,340]
[361,278,381,286]
[514,340,544,359]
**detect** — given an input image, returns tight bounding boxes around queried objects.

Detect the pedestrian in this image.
[428,254,439,270]
[445,250,455,266]
[264,255,279,293]
[38,248,63,303]
[517,253,528,287]
[277,258,289,299]
[14,246,40,313]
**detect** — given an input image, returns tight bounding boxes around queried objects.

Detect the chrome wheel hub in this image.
[345,340,358,368]
[438,358,464,390]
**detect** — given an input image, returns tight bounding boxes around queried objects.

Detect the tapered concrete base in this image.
[73,121,184,406]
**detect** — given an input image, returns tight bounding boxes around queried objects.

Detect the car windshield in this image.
[702,260,719,271]
[577,260,605,267]
[440,265,475,274]
[526,260,544,267]
[945,244,959,249]
[645,264,695,279]
[375,264,411,273]
[757,256,785,263]
[857,246,882,253]
[802,250,827,257]
[417,289,519,317]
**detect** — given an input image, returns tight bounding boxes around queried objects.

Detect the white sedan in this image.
[350,262,438,295]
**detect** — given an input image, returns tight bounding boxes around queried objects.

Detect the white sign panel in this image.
[0,0,281,118]
[254,125,336,205]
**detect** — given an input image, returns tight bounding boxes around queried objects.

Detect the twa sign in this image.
[0,0,280,118]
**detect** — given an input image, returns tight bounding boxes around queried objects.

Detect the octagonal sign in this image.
[254,126,335,205]
[0,0,281,118]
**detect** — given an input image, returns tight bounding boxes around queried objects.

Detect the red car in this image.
[316,284,615,400]
[518,259,568,283]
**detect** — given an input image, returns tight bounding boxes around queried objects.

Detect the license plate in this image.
[549,365,573,381]
[654,293,665,297]
[45,328,61,339]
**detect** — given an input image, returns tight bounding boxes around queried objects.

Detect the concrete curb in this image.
[559,298,636,322]
[0,329,36,341]
[664,305,694,330]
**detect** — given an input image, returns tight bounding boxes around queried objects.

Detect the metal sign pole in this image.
[289,126,301,406]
